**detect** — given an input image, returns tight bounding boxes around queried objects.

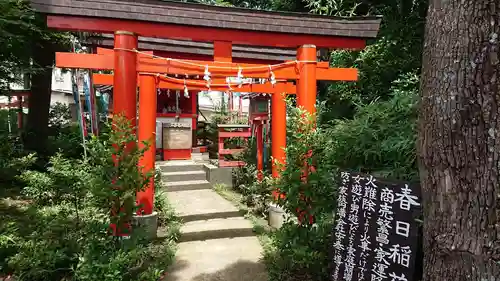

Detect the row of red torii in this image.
[57,31,359,216]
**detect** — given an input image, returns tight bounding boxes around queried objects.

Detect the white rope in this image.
[113,48,318,72]
[158,73,253,88]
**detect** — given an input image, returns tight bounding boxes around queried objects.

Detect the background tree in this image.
[0,0,37,93]
[418,0,500,280]
[0,0,70,154]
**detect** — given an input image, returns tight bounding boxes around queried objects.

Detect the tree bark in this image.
[24,40,54,154]
[418,1,500,280]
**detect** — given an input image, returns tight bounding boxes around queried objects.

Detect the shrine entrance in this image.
[31,0,381,224]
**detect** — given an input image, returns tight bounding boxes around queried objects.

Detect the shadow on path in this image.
[165,260,268,281]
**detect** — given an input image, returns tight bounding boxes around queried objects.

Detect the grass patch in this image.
[0,186,180,281]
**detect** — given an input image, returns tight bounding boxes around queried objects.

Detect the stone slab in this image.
[203,164,233,188]
[165,237,267,281]
[157,161,204,173]
[167,189,242,222]
[164,180,212,192]
[163,171,207,183]
[179,217,254,242]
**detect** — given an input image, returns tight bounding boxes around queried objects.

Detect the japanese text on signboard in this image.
[332,172,421,281]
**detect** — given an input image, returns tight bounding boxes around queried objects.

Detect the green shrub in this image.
[0,116,176,281]
[0,134,35,189]
[21,153,89,207]
[232,164,273,217]
[47,124,84,159]
[6,205,100,281]
[263,106,337,281]
[264,215,334,281]
[264,74,418,281]
[324,73,419,181]
[85,115,153,232]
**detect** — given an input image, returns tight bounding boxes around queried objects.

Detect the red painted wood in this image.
[191,91,197,130]
[113,32,138,125]
[47,15,367,49]
[137,74,156,215]
[297,45,317,115]
[219,131,252,138]
[219,160,246,167]
[58,53,356,81]
[214,41,232,62]
[192,146,208,153]
[154,51,288,65]
[163,149,191,160]
[218,138,225,152]
[272,91,287,179]
[156,113,197,118]
[219,148,245,155]
[7,90,30,97]
[92,73,298,94]
[218,126,251,167]
[256,121,264,181]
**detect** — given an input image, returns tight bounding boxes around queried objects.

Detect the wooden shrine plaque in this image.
[163,123,192,150]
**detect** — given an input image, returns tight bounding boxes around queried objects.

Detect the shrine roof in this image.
[31,0,381,46]
[84,34,299,62]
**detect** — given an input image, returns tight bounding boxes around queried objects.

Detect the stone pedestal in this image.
[203,164,233,188]
[132,211,158,240]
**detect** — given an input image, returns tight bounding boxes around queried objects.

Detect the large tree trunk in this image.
[24,40,54,154]
[418,0,500,280]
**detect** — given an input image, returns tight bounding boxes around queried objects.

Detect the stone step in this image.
[191,152,210,162]
[164,180,211,192]
[167,189,243,222]
[179,217,254,242]
[164,237,267,281]
[156,160,204,173]
[162,170,207,182]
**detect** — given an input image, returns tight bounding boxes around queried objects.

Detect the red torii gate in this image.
[56,48,332,214]
[2,90,29,130]
[32,0,381,225]
[90,47,298,173]
[90,65,297,174]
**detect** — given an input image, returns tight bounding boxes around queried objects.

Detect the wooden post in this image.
[296,45,317,116]
[214,41,232,116]
[228,92,233,113]
[256,120,264,181]
[296,45,317,224]
[191,91,198,148]
[113,31,138,125]
[238,96,242,117]
[137,74,157,215]
[17,95,23,130]
[271,92,286,178]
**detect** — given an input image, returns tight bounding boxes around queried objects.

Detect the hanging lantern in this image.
[249,94,270,121]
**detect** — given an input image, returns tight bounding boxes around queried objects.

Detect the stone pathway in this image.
[157,161,267,281]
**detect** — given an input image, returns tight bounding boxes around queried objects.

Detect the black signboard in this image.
[331,172,422,281]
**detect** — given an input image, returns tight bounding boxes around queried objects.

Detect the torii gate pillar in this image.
[296,45,317,115]
[137,74,157,216]
[113,31,138,124]
[271,92,287,178]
